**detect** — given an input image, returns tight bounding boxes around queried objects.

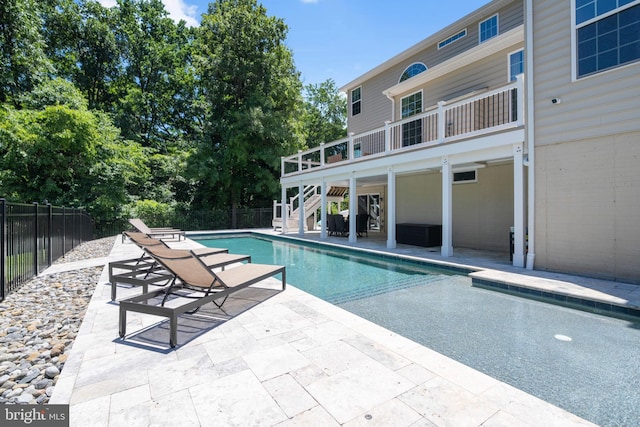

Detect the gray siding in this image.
[532,1,640,282]
[347,0,523,134]
[396,163,515,253]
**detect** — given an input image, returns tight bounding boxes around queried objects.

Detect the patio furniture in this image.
[396,223,442,247]
[127,218,185,241]
[334,215,348,236]
[110,232,242,301]
[356,214,369,237]
[118,246,285,348]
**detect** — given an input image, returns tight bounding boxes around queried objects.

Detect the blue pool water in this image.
[198,235,640,427]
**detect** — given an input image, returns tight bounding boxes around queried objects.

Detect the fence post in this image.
[47,203,52,267]
[62,207,66,254]
[1,199,6,301]
[33,202,38,276]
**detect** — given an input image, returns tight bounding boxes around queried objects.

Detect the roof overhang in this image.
[339,0,516,93]
[383,26,524,98]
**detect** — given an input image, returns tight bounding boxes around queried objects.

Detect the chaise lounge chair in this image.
[127,218,185,241]
[118,245,285,347]
[110,232,249,301]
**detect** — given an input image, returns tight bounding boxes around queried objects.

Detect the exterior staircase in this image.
[272,186,348,230]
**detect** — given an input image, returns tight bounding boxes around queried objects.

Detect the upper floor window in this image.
[479,14,499,43]
[401,91,423,146]
[351,87,361,116]
[401,91,423,118]
[509,49,524,81]
[399,63,428,83]
[575,1,640,78]
[438,29,467,49]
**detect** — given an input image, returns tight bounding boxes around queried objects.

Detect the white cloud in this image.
[97,0,200,27]
[300,0,319,3]
[162,0,199,27]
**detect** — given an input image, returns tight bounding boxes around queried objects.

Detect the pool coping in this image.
[190,230,640,320]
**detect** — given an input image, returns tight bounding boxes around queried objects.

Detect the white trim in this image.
[438,28,467,50]
[351,86,362,117]
[525,0,535,270]
[453,169,478,184]
[400,89,424,119]
[398,62,428,84]
[508,48,524,82]
[479,13,499,44]
[572,0,640,81]
[340,0,516,92]
[384,26,524,98]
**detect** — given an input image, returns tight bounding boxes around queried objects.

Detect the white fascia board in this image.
[280,128,525,186]
[339,0,516,93]
[383,26,524,98]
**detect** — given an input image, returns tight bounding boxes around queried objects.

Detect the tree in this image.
[113,0,197,150]
[0,0,53,105]
[302,79,347,148]
[0,80,148,223]
[191,0,305,217]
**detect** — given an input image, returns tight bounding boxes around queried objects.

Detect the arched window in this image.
[399,63,427,83]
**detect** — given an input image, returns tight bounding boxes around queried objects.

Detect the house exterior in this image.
[278,0,640,284]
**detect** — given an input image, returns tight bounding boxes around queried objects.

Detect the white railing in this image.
[282,75,524,177]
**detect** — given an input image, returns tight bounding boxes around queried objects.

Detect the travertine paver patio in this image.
[45,232,633,426]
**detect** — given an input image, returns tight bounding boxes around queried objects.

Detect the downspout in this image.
[525,0,535,270]
[385,91,396,122]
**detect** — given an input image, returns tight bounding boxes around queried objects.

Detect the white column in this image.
[513,143,525,267]
[441,156,453,256]
[281,185,287,234]
[298,182,305,235]
[320,180,327,239]
[386,167,396,248]
[348,174,357,243]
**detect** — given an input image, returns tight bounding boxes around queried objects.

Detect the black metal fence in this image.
[1,199,94,302]
[96,207,274,238]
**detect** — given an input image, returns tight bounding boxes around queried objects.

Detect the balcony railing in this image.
[282,75,524,177]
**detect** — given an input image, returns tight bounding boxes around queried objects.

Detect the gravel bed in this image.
[0,236,116,404]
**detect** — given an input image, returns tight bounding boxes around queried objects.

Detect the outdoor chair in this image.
[127,218,185,241]
[118,245,285,348]
[356,214,369,237]
[327,214,337,236]
[334,215,348,236]
[110,232,246,301]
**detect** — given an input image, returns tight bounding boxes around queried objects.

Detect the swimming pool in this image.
[197,234,640,427]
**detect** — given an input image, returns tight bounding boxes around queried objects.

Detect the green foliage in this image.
[191,0,305,212]
[19,77,88,110]
[125,199,174,227]
[1,0,344,231]
[302,79,347,148]
[0,100,147,224]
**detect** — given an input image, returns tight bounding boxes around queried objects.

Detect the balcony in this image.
[282,75,524,177]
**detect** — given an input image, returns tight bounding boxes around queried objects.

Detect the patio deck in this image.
[47,230,639,426]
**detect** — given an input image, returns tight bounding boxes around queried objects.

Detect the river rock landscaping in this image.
[0,236,115,404]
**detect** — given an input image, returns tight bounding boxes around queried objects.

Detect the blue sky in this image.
[100,0,489,88]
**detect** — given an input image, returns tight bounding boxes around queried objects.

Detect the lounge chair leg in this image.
[170,314,178,348]
[119,306,127,339]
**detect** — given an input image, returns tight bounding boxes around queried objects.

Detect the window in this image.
[453,170,477,183]
[438,29,467,49]
[399,63,428,83]
[351,87,361,116]
[575,1,640,78]
[401,92,422,118]
[509,49,524,81]
[479,14,499,43]
[401,92,423,146]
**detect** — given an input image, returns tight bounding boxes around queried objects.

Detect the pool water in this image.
[198,235,640,427]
